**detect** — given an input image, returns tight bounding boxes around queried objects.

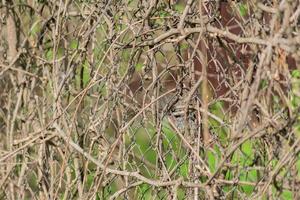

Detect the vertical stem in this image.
[6,4,20,199]
[198,1,209,146]
[200,40,209,145]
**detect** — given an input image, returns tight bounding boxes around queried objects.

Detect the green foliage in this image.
[86,172,96,189]
[177,187,186,200]
[241,140,254,164]
[96,193,101,200]
[93,45,104,60]
[137,184,152,199]
[223,139,258,197]
[174,4,185,13]
[209,101,228,144]
[102,183,118,199]
[4,1,300,199]
[162,121,180,152]
[162,121,190,175]
[180,42,189,51]
[75,60,90,88]
[98,82,107,96]
[207,150,216,172]
[292,69,300,78]
[259,79,268,89]
[179,160,189,178]
[238,3,248,17]
[29,20,41,36]
[239,170,257,195]
[158,10,169,18]
[135,63,144,71]
[82,61,91,86]
[281,190,293,200]
[297,158,300,177]
[46,49,53,60]
[27,171,38,192]
[290,69,300,109]
[70,40,79,50]
[45,48,64,61]
[134,125,157,165]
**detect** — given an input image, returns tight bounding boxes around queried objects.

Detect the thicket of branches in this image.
[0,0,300,199]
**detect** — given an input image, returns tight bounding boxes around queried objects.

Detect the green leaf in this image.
[239,3,248,17]
[210,101,224,116]
[30,21,41,36]
[159,10,169,17]
[225,170,232,180]
[297,158,300,177]
[239,170,257,195]
[174,4,185,13]
[70,40,79,50]
[281,190,293,200]
[292,69,300,78]
[82,60,90,86]
[259,79,268,89]
[95,193,100,200]
[138,184,152,199]
[177,188,186,200]
[162,121,179,150]
[165,153,176,169]
[180,43,189,51]
[74,60,90,88]
[290,95,300,109]
[179,161,189,178]
[241,140,253,158]
[144,149,157,164]
[209,101,228,144]
[45,48,64,61]
[231,150,239,164]
[135,63,144,71]
[46,50,53,60]
[98,82,107,96]
[241,184,254,195]
[86,172,95,189]
[207,150,216,172]
[123,50,131,60]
